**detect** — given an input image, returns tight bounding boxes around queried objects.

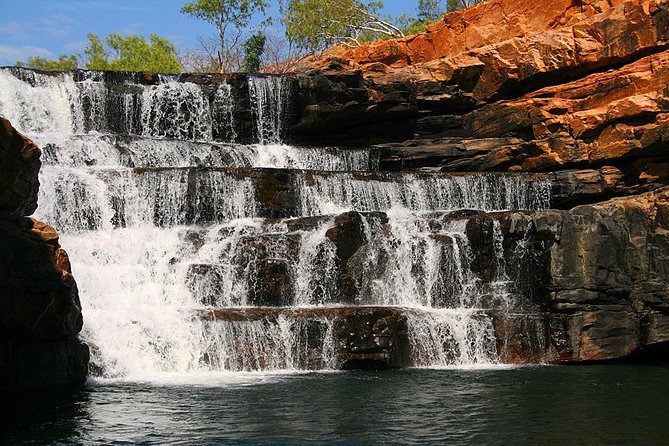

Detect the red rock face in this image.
[288,0,669,363]
[313,0,661,72]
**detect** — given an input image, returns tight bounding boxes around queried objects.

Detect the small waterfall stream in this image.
[0,67,551,379]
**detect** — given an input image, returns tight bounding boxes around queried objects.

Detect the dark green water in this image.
[3,365,669,445]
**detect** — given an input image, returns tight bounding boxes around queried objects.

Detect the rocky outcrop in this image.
[281,0,669,363]
[0,118,40,216]
[289,0,669,173]
[488,187,669,361]
[0,118,88,391]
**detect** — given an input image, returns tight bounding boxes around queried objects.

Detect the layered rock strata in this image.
[0,118,88,391]
[278,0,669,362]
[214,187,669,364]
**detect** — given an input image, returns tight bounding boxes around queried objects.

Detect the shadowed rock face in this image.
[0,118,41,216]
[0,118,88,391]
[494,187,669,361]
[183,186,669,365]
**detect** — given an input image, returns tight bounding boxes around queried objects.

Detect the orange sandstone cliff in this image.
[285,0,669,362]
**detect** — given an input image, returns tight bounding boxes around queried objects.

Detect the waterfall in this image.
[0,67,236,142]
[0,69,79,136]
[248,76,289,144]
[140,79,213,141]
[212,83,237,143]
[297,173,552,215]
[0,68,551,379]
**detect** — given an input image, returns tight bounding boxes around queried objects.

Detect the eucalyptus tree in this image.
[181,0,269,72]
[281,0,404,52]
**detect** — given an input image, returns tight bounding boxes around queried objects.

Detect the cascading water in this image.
[0,67,551,379]
[248,75,288,145]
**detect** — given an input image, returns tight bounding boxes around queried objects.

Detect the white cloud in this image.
[0,45,55,65]
[0,21,29,41]
[35,14,77,38]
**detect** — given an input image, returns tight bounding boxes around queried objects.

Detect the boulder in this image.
[0,118,88,391]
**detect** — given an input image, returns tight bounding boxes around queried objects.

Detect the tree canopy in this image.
[17,33,182,73]
[86,33,182,72]
[281,0,404,51]
[417,0,445,21]
[181,0,269,72]
[16,54,78,71]
[242,31,267,72]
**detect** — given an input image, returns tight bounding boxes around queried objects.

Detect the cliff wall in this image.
[285,0,669,362]
[0,118,88,391]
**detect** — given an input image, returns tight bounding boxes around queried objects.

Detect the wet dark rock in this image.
[248,258,294,307]
[199,306,413,369]
[492,187,669,362]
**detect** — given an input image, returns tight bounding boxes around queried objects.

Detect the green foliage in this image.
[84,33,110,70]
[417,0,444,22]
[447,0,485,12]
[17,54,79,71]
[242,31,266,72]
[101,33,182,73]
[181,0,269,72]
[16,33,182,73]
[281,0,402,52]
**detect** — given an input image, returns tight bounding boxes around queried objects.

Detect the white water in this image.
[297,173,552,215]
[0,67,551,377]
[40,134,377,171]
[248,76,288,144]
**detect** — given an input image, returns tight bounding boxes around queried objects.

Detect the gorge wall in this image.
[0,118,88,391]
[286,0,669,362]
[0,0,667,378]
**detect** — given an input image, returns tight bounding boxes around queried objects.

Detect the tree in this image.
[16,54,79,71]
[242,31,266,72]
[16,33,182,73]
[281,0,404,51]
[101,33,182,73]
[84,34,109,70]
[417,0,445,22]
[181,0,269,73]
[447,0,485,12]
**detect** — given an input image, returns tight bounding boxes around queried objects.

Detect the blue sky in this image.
[0,1,418,66]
